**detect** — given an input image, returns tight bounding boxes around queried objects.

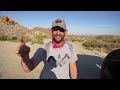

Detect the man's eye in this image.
[59,29,65,32]
[52,29,58,32]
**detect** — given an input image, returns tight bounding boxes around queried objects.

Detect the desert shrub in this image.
[43,34,51,39]
[6,35,18,42]
[65,36,72,41]
[69,36,84,42]
[0,34,7,41]
[11,36,17,40]
[70,36,77,42]
[83,35,120,54]
[82,41,103,48]
[23,36,31,43]
[31,35,44,45]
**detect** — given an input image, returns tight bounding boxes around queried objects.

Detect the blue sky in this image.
[0,11,120,35]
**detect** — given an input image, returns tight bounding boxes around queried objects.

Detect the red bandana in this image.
[52,39,65,48]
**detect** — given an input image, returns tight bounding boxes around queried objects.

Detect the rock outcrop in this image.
[0,16,29,37]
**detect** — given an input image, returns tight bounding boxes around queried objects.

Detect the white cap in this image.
[52,19,66,30]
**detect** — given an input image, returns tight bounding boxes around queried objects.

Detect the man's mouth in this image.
[55,35,61,39]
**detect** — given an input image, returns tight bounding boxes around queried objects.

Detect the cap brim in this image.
[51,26,66,31]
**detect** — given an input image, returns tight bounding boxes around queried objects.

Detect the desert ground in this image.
[0,39,107,79]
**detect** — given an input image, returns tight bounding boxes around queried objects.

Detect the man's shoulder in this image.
[45,41,51,44]
[43,41,52,49]
[65,41,73,48]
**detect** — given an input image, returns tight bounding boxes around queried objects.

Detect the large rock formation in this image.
[0,16,51,38]
[0,16,29,37]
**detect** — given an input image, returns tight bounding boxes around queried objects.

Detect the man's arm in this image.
[16,38,40,73]
[70,61,77,79]
[21,56,40,73]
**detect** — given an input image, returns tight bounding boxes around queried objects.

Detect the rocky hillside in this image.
[0,16,29,37]
[0,16,51,38]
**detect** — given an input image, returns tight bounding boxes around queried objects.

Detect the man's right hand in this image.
[16,38,30,58]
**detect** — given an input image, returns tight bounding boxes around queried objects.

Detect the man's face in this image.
[52,26,67,43]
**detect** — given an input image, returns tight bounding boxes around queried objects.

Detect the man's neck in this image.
[52,40,65,48]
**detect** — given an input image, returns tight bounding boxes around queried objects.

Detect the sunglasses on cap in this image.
[52,26,65,33]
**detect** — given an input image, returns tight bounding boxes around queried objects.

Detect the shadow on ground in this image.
[76,54,104,79]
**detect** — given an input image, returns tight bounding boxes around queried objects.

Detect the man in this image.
[16,19,78,79]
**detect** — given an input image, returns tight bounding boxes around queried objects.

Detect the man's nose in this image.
[56,30,60,34]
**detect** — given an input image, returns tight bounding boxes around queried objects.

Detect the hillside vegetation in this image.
[0,16,119,53]
[66,35,120,53]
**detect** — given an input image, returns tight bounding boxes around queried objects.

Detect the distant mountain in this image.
[29,27,51,35]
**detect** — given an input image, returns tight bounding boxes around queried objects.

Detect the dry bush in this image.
[65,35,85,42]
[82,35,120,53]
[31,35,44,45]
[0,34,7,41]
[7,36,18,42]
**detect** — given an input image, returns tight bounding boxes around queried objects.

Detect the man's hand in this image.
[16,38,30,57]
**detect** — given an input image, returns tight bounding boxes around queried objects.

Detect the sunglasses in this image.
[52,26,65,33]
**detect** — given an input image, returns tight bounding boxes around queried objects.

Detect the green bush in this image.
[31,35,44,45]
[11,36,17,40]
[23,36,31,43]
[6,36,18,42]
[0,34,7,41]
[82,36,120,53]
[82,41,102,48]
